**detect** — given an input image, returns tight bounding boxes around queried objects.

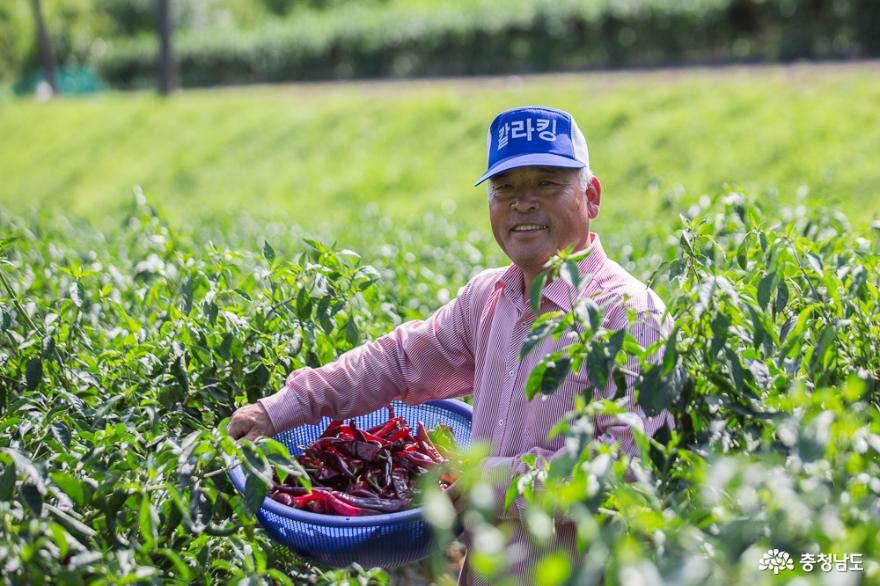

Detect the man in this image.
[228,106,673,584]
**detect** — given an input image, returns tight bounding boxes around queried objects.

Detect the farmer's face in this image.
[488,166,599,284]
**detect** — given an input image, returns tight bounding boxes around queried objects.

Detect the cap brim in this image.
[473,153,586,186]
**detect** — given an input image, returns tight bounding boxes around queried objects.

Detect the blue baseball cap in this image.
[474,106,590,186]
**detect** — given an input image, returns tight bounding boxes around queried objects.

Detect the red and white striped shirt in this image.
[259,232,673,584]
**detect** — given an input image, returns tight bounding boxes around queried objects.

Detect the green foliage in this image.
[6,0,880,87]
[87,0,880,88]
[0,194,403,583]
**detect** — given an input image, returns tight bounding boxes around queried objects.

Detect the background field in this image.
[3,63,880,242]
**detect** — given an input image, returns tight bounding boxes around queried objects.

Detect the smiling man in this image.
[227,106,674,585]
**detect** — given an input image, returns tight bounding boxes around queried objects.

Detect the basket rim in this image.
[228,398,473,528]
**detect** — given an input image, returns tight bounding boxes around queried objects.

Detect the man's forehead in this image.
[490,166,574,181]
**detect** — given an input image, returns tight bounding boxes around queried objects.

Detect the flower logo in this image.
[759,549,794,574]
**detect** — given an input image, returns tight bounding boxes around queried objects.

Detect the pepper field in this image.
[1,65,879,584]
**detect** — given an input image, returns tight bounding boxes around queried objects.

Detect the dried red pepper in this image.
[269,405,457,516]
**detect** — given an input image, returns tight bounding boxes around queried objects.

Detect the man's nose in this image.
[510,189,539,212]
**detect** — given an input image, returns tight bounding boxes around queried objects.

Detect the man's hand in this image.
[227,402,276,441]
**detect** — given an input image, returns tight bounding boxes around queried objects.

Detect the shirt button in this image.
[508,369,515,377]
[498,419,504,427]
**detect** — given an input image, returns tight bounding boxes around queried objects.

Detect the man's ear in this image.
[587,176,601,218]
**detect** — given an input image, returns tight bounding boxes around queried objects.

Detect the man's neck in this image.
[518,233,597,302]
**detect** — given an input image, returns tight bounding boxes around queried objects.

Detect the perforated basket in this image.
[229,399,472,569]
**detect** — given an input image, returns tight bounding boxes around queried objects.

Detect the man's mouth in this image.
[511,224,548,233]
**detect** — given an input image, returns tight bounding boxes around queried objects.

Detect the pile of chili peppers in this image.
[270,404,456,516]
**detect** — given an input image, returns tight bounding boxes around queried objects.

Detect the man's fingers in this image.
[226,414,249,439]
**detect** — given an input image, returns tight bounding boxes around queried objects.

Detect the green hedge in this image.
[94,0,880,89]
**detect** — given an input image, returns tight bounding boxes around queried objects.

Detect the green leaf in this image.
[0,461,15,500]
[573,297,602,333]
[26,358,43,390]
[243,471,268,513]
[810,326,836,374]
[612,369,628,400]
[427,423,461,461]
[725,348,755,399]
[559,260,582,292]
[709,312,731,356]
[636,365,662,416]
[529,269,548,314]
[139,494,159,551]
[69,281,84,308]
[775,278,789,314]
[661,327,679,375]
[806,253,823,274]
[262,240,276,262]
[296,287,311,319]
[345,318,359,345]
[586,345,611,389]
[520,319,557,359]
[51,471,86,507]
[170,352,190,397]
[303,238,323,252]
[534,551,572,586]
[735,235,749,270]
[21,482,43,516]
[46,503,97,538]
[0,237,18,254]
[638,362,686,417]
[525,354,571,400]
[158,549,193,582]
[503,480,519,514]
[203,301,218,326]
[40,335,55,360]
[757,270,776,310]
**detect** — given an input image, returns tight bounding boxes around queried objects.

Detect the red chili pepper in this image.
[297,489,381,516]
[288,406,457,516]
[272,483,308,496]
[399,450,437,469]
[390,468,410,499]
[320,420,344,438]
[337,439,384,462]
[387,426,413,443]
[416,422,445,463]
[272,492,295,507]
[354,428,389,446]
[332,491,410,513]
[369,417,402,439]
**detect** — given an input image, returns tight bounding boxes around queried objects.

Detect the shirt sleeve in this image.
[257,277,480,434]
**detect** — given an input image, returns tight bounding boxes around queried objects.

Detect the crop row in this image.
[0,192,878,582]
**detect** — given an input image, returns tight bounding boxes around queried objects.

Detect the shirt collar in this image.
[494,232,608,313]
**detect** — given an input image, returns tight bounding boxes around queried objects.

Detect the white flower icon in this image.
[759,549,795,574]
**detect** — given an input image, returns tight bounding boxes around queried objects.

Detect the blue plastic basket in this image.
[229,399,472,569]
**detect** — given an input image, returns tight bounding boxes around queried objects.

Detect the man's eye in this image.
[539,180,556,186]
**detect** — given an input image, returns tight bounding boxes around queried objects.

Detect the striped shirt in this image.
[258,232,673,584]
